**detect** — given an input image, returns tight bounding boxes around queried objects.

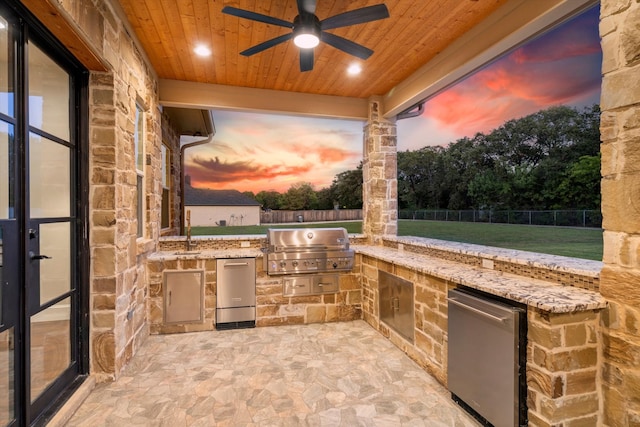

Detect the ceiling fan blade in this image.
[300,49,314,72]
[240,33,293,56]
[320,32,373,60]
[321,4,390,30]
[222,6,293,28]
[297,0,316,15]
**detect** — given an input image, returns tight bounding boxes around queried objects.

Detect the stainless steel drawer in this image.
[283,274,339,296]
[283,276,311,296]
[312,275,338,294]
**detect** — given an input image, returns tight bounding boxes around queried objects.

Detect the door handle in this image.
[447,297,509,323]
[29,251,52,260]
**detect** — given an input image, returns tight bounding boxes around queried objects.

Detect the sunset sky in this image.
[185,5,601,194]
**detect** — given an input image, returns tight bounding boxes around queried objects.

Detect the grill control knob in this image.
[279,261,286,268]
[292,260,299,267]
[333,262,338,268]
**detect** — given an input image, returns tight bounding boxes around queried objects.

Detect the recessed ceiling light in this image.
[194,44,211,57]
[347,64,362,75]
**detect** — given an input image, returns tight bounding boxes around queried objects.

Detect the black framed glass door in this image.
[0,2,88,425]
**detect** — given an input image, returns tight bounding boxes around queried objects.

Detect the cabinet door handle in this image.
[168,290,172,306]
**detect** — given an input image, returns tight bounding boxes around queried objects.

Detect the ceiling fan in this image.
[222,0,389,72]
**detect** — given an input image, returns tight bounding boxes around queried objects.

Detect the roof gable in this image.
[185,187,261,207]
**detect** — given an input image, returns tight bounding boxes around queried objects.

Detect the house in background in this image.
[184,178,261,227]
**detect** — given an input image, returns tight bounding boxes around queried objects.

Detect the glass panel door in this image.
[26,39,77,413]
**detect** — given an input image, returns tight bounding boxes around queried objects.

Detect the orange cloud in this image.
[187,155,315,191]
[289,142,358,164]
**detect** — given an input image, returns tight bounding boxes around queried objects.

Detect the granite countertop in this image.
[387,235,602,278]
[148,248,264,260]
[354,244,607,314]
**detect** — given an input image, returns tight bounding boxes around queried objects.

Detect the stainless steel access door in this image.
[216,258,256,325]
[379,270,414,343]
[447,288,524,427]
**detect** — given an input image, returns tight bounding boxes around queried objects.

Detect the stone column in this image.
[599,1,640,425]
[362,97,398,244]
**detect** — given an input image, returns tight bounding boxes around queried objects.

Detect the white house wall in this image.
[186,206,260,227]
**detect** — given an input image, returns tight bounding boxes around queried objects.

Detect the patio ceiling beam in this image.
[159,79,369,121]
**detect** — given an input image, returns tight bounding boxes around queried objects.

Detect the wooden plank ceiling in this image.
[118,0,509,99]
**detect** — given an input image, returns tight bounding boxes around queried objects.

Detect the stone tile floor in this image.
[66,321,481,426]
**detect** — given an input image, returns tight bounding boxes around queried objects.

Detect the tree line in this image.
[249,164,363,211]
[246,105,601,211]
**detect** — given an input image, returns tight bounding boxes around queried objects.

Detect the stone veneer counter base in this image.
[354,244,606,313]
[151,237,606,313]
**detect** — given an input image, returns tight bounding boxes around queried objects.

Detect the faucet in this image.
[186,209,197,251]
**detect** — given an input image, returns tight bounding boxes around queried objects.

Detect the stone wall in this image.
[599,0,640,425]
[362,99,398,242]
[526,310,600,426]
[55,0,165,381]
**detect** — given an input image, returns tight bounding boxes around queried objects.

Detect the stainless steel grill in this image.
[263,227,354,275]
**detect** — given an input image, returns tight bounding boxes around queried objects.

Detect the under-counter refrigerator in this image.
[447,288,527,427]
[216,258,256,329]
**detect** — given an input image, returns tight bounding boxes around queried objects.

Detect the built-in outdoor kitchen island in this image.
[147,231,606,426]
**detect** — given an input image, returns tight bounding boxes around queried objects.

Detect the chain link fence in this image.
[399,209,602,228]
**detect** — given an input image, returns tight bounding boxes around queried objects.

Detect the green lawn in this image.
[191,221,363,236]
[397,220,602,260]
[192,219,603,261]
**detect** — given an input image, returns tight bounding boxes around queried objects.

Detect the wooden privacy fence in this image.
[260,209,362,224]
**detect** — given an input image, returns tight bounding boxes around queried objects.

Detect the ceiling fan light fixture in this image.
[294,33,319,49]
[292,13,321,49]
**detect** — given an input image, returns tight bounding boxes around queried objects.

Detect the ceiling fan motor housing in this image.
[293,14,321,43]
